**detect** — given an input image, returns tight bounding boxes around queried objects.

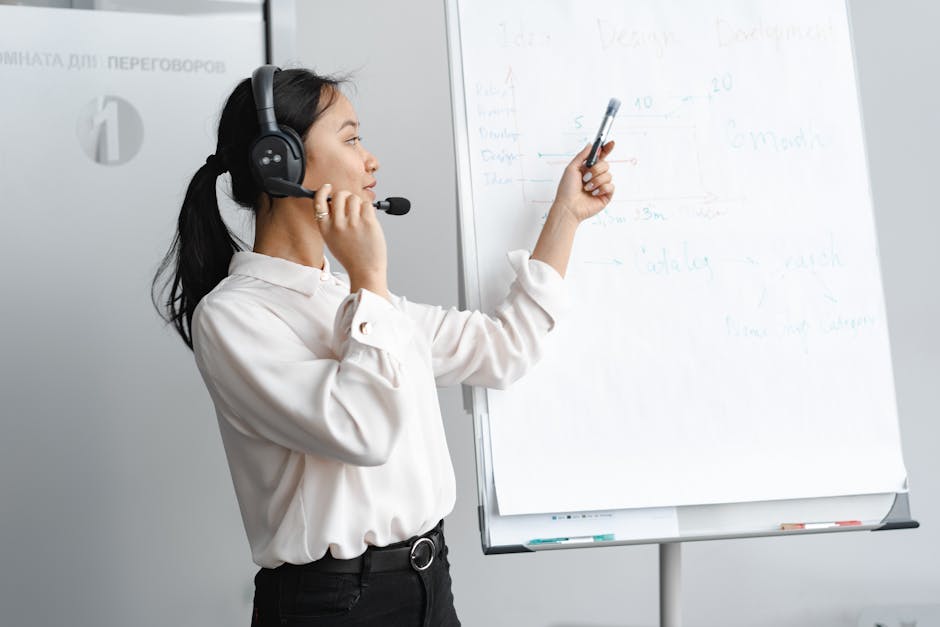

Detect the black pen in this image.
[585,98,621,168]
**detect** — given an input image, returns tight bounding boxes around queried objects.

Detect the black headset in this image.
[249,65,306,198]
[246,65,411,215]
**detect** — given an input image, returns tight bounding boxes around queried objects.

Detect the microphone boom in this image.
[263,178,410,215]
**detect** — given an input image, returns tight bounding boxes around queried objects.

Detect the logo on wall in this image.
[76,96,144,166]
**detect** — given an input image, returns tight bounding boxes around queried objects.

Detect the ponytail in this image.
[152,69,343,351]
[152,155,246,350]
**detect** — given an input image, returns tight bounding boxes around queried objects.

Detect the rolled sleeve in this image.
[334,288,410,359]
[505,249,567,330]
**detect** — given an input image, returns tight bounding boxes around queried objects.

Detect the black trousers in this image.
[251,522,461,627]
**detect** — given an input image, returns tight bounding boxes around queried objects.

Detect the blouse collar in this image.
[228,250,332,296]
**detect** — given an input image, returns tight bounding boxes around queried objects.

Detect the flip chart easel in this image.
[444,1,917,624]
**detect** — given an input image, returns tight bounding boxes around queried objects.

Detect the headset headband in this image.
[251,65,279,133]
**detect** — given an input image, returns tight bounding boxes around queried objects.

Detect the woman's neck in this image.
[252,198,326,269]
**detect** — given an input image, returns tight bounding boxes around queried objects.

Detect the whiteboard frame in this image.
[444,0,916,554]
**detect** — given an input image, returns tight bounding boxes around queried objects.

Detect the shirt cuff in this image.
[333,288,413,359]
[506,249,568,330]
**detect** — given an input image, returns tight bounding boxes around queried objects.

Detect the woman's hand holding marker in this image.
[555,96,620,223]
[531,98,620,277]
[554,140,617,224]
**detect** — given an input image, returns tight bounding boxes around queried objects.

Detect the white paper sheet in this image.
[453,0,908,515]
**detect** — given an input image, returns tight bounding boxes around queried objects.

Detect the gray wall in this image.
[292,1,939,626]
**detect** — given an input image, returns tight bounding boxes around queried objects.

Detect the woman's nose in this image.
[365,151,379,173]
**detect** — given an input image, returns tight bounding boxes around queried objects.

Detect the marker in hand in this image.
[585,98,621,168]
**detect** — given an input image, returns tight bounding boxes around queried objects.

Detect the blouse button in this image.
[319,273,330,282]
[359,321,372,335]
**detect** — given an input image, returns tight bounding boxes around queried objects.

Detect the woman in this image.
[152,67,615,626]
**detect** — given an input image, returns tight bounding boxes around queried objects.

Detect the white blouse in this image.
[192,249,565,568]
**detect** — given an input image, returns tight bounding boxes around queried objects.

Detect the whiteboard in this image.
[445,0,913,551]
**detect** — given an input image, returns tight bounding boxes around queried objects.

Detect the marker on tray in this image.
[528,534,615,545]
[779,520,862,531]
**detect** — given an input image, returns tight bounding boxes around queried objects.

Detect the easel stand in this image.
[660,543,681,627]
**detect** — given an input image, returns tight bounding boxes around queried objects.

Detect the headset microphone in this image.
[263,178,411,216]
[376,197,410,215]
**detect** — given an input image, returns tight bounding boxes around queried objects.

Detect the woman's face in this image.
[302,89,380,203]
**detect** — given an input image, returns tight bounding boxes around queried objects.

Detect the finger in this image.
[314,183,332,229]
[599,140,615,159]
[590,182,615,198]
[332,190,351,229]
[584,171,611,192]
[346,194,362,228]
[360,195,377,223]
[570,142,593,172]
[582,159,610,184]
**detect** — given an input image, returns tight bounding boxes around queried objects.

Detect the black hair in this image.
[151,68,343,350]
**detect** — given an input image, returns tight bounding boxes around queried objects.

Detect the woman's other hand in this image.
[315,184,389,298]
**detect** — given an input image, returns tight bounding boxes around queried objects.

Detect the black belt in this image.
[273,522,445,575]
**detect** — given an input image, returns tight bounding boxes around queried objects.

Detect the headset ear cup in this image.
[248,128,306,195]
[280,125,306,184]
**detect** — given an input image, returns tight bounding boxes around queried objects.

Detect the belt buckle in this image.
[409,536,435,571]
